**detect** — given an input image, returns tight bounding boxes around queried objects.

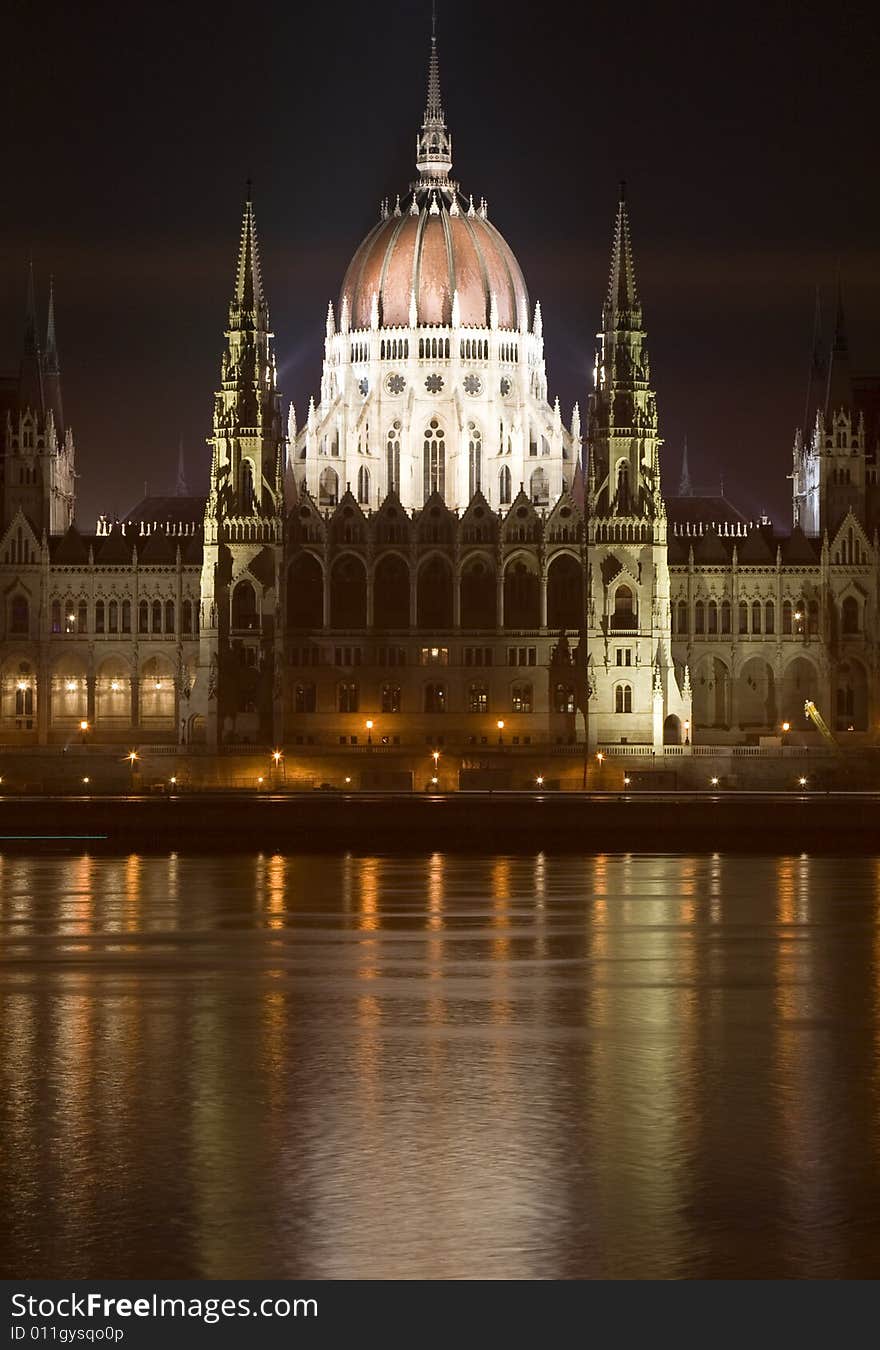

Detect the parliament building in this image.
[1,32,877,788]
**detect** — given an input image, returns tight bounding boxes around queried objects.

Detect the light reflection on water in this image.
[1,850,880,1278]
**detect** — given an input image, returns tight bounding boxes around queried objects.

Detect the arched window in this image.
[182,600,192,634]
[751,600,762,634]
[615,683,633,713]
[782,600,792,635]
[613,585,636,628]
[165,600,175,633]
[386,422,401,495]
[94,600,105,634]
[738,601,748,634]
[319,466,339,506]
[554,683,576,714]
[241,460,255,511]
[357,465,370,505]
[338,682,358,712]
[232,581,258,630]
[616,460,630,512]
[122,600,131,633]
[423,419,445,500]
[468,682,488,713]
[721,600,731,634]
[295,682,316,712]
[152,599,163,633]
[765,600,775,634]
[468,423,482,497]
[138,600,149,633]
[511,683,532,713]
[107,600,118,633]
[500,465,512,505]
[695,600,705,634]
[529,466,549,505]
[78,600,88,632]
[51,600,61,634]
[424,682,446,713]
[676,600,688,635]
[842,596,859,634]
[10,594,28,635]
[381,683,401,713]
[707,600,718,634]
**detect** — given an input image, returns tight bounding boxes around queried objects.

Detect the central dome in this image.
[340,187,529,331]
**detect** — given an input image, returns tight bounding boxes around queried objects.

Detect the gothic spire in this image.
[603,181,640,326]
[176,438,188,496]
[415,8,452,182]
[802,285,826,437]
[679,436,693,496]
[825,271,852,416]
[42,275,64,433]
[19,259,44,417]
[230,189,267,327]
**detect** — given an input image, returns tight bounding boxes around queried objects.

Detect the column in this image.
[37,661,50,746]
[130,676,140,731]
[539,567,548,629]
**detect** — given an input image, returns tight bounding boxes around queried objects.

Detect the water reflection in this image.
[1,851,880,1277]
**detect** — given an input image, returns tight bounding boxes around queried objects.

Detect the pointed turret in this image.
[230,189,267,330]
[19,260,44,416]
[825,273,852,416]
[679,437,692,496]
[415,10,453,182]
[603,182,641,330]
[42,276,64,433]
[802,286,826,438]
[176,439,188,496]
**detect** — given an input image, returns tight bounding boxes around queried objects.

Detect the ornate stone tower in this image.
[2,268,75,537]
[586,187,690,749]
[195,194,285,748]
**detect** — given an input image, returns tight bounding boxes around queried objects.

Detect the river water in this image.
[1,851,879,1279]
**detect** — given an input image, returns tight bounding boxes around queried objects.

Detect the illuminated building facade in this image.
[0,32,876,775]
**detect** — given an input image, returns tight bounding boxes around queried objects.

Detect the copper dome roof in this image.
[340,188,529,331]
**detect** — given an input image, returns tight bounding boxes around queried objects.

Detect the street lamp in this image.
[596,751,604,764]
[710,776,719,787]
[82,776,89,786]
[684,718,691,746]
[79,719,89,745]
[366,718,373,745]
[798,776,808,788]
[432,749,440,767]
[623,776,631,787]
[431,775,439,786]
[536,774,544,788]
[497,718,505,745]
[344,776,351,785]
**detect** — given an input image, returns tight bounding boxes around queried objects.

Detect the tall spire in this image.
[19,259,44,416]
[802,285,826,437]
[42,274,64,432]
[679,436,693,496]
[603,182,640,326]
[230,188,266,326]
[825,270,852,415]
[176,438,188,496]
[415,7,452,182]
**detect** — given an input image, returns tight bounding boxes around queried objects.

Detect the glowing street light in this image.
[596,751,604,764]
[431,775,439,786]
[710,776,719,787]
[536,775,544,787]
[798,776,808,788]
[82,776,90,786]
[781,721,791,733]
[432,749,440,767]
[623,776,631,787]
[257,776,264,786]
[366,718,374,745]
[497,718,505,745]
[344,776,351,785]
[110,680,121,692]
[684,718,691,746]
[272,749,282,764]
[66,680,77,693]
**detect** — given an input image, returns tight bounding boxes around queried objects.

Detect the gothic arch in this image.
[460,553,496,629]
[780,655,820,726]
[287,552,324,629]
[373,551,410,628]
[417,552,454,629]
[330,553,367,628]
[503,554,540,628]
[738,656,777,729]
[693,655,731,730]
[547,552,584,629]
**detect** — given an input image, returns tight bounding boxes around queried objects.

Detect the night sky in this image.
[3,0,877,529]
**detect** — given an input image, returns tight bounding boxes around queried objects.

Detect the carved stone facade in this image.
[0,32,876,761]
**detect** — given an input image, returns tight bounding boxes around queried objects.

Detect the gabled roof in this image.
[736,527,776,564]
[138,532,177,564]
[94,524,133,565]
[51,524,90,564]
[692,529,733,564]
[780,526,820,564]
